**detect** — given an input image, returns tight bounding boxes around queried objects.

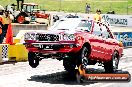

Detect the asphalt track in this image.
[0,48,132,87]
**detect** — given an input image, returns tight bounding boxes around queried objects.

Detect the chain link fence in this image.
[0,0,132,14]
[38,0,131,14]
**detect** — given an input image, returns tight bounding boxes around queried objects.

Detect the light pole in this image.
[126,0,128,15]
[59,0,62,11]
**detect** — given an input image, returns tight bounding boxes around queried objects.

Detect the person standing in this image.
[1,10,13,44]
[85,3,91,14]
[0,5,5,43]
[0,17,3,34]
[16,0,24,10]
[94,9,102,22]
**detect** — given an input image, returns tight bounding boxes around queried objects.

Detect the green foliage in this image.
[0,0,132,14]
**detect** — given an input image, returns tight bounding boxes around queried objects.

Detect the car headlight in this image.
[62,34,75,41]
[24,33,37,40]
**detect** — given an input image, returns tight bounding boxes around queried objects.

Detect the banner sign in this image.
[102,14,132,27]
[114,32,132,47]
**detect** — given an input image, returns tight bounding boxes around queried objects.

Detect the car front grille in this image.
[37,44,63,50]
[37,34,59,41]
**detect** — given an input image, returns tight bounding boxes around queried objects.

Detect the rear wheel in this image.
[63,58,76,73]
[104,51,119,73]
[17,14,25,24]
[28,52,39,68]
[16,14,29,24]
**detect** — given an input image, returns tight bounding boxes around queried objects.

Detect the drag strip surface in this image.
[0,48,132,87]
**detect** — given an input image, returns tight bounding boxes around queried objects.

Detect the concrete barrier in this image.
[8,43,28,62]
[12,23,48,36]
[0,44,28,63]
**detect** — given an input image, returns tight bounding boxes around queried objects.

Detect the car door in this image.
[100,24,111,60]
[101,24,117,61]
[91,22,104,59]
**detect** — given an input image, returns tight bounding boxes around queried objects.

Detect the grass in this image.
[0,0,132,14]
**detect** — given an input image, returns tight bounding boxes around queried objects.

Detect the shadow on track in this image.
[28,67,130,85]
[28,68,105,85]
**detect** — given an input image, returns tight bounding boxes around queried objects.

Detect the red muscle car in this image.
[24,18,123,73]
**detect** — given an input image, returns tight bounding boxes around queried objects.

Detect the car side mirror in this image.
[84,30,89,32]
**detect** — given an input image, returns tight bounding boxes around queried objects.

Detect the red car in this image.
[24,18,123,73]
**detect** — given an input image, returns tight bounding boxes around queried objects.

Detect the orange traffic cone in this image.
[6,23,13,45]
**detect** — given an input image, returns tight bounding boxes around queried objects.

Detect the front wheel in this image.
[28,52,39,68]
[77,46,89,69]
[104,51,119,73]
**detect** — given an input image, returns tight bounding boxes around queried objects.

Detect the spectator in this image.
[0,21,3,43]
[94,9,102,22]
[85,3,91,14]
[1,10,13,43]
[0,5,5,43]
[53,15,59,22]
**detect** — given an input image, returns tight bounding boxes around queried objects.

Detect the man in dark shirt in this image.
[85,3,91,14]
[16,0,24,10]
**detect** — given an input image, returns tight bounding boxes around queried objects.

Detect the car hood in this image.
[26,29,81,35]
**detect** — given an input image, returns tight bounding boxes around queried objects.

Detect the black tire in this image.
[25,21,30,24]
[104,51,119,73]
[16,13,29,24]
[28,52,39,68]
[63,58,76,74]
[77,46,89,69]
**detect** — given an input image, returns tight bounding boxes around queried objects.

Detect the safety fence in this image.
[38,0,132,14]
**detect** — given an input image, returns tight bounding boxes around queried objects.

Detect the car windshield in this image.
[50,18,92,31]
[51,19,80,30]
[77,20,92,31]
[23,5,38,12]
